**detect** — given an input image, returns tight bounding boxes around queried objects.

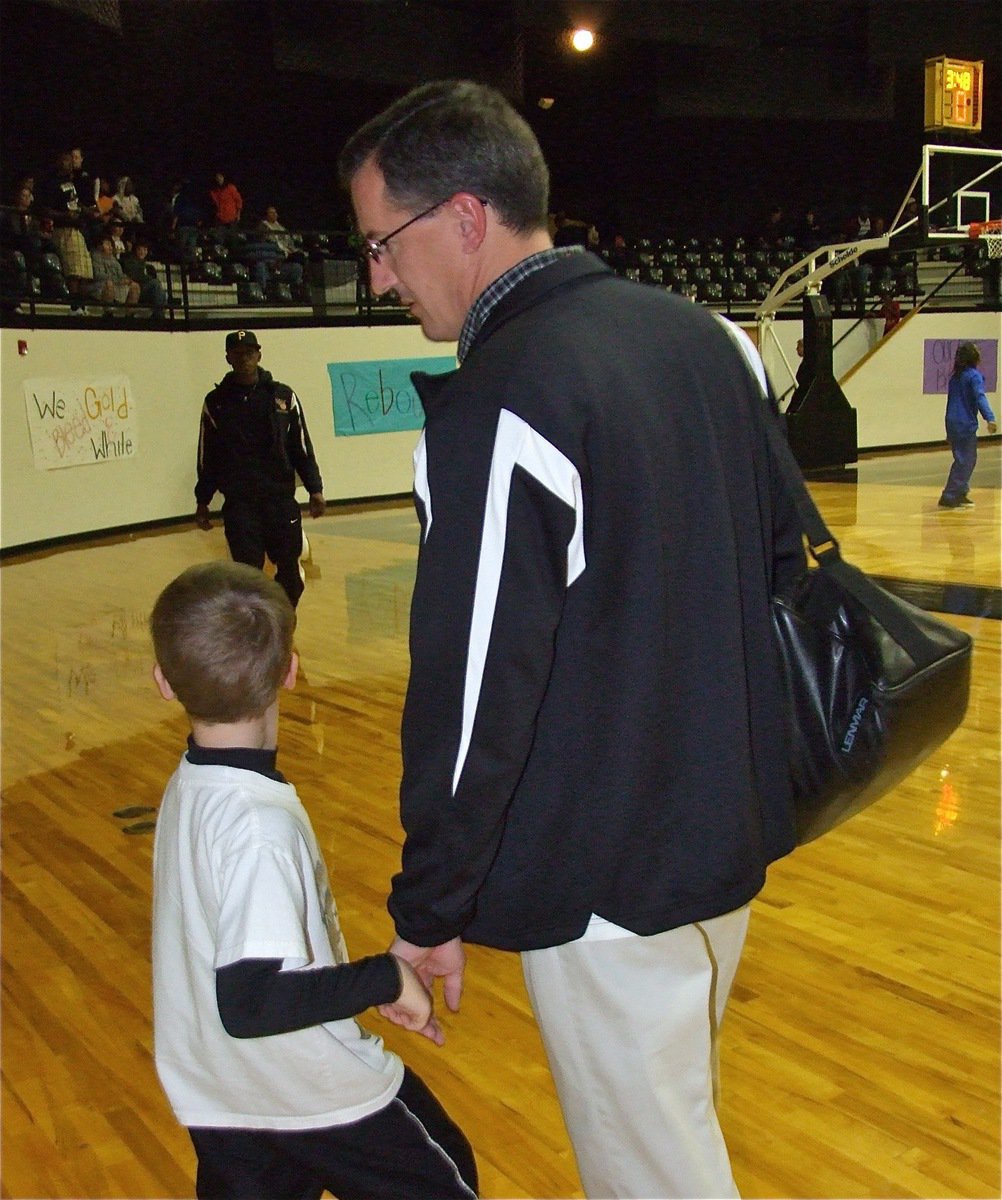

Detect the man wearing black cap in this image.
[195,330,325,606]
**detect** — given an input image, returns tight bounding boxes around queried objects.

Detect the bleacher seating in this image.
[1,200,994,324]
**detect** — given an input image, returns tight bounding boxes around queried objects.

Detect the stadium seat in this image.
[41,273,70,300]
[237,281,266,303]
[267,280,293,302]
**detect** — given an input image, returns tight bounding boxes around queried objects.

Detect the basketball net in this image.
[968,219,1002,259]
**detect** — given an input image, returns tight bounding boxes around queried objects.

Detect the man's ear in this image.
[153,662,176,701]
[450,192,489,252]
[283,651,299,691]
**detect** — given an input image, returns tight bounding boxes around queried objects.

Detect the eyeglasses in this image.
[361,196,489,264]
[361,199,448,264]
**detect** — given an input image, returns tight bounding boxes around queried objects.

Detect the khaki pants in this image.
[522,905,750,1200]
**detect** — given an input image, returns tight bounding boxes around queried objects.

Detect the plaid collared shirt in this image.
[457,245,585,363]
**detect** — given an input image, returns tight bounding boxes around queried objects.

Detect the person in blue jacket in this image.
[339,80,805,1200]
[938,341,997,508]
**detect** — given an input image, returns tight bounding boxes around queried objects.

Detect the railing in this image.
[1,213,995,330]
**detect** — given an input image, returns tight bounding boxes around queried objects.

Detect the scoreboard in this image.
[924,56,984,132]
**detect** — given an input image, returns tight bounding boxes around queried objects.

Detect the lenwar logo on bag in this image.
[841,695,871,753]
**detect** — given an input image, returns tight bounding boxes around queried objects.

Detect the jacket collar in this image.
[469,251,611,358]
[411,252,612,416]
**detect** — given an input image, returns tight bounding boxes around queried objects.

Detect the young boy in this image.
[149,561,478,1200]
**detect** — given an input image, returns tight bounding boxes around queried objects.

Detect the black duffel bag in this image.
[764,412,973,844]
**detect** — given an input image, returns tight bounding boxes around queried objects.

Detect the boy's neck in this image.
[190,701,279,751]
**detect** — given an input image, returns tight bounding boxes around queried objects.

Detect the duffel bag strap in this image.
[761,408,947,671]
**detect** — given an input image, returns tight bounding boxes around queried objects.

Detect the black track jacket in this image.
[390,253,805,952]
[195,368,323,506]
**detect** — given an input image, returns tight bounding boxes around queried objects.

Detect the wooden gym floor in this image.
[2,444,999,1199]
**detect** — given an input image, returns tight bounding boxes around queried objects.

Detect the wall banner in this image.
[23,375,137,470]
[327,357,456,436]
[922,339,998,394]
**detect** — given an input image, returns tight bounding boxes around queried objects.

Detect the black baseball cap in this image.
[225,329,260,350]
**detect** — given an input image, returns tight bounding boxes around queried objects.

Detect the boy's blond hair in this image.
[150,562,295,723]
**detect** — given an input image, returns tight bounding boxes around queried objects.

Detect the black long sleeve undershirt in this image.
[182,738,403,1040]
[216,954,403,1038]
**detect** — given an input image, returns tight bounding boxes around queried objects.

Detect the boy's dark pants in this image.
[188,1068,478,1200]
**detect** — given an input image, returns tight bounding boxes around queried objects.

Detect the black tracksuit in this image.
[195,368,323,606]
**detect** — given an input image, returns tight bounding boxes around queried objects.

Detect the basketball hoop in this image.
[968,218,1002,258]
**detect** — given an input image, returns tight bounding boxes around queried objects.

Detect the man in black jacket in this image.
[195,330,325,607]
[339,82,804,1199]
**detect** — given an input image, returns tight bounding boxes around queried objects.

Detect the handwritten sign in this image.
[24,375,137,470]
[922,339,998,393]
[327,357,455,436]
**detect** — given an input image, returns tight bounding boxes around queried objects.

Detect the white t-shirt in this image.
[152,756,403,1130]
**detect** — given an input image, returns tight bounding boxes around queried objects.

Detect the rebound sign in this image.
[924,56,984,132]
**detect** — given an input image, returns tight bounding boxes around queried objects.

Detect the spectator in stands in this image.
[798,206,824,252]
[88,231,140,315]
[1,182,41,258]
[834,206,880,317]
[70,147,97,205]
[758,204,786,247]
[169,177,208,265]
[243,208,304,294]
[121,236,166,319]
[845,203,872,241]
[209,170,243,246]
[900,196,920,232]
[108,217,129,257]
[95,177,117,223]
[114,175,144,227]
[256,205,297,257]
[37,150,95,314]
[15,174,34,208]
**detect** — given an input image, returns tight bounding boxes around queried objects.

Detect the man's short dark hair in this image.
[150,562,295,723]
[337,79,549,235]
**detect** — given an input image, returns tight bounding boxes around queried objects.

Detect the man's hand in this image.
[308,492,326,519]
[389,936,466,1013]
[377,956,445,1045]
[988,421,998,435]
[195,504,212,531]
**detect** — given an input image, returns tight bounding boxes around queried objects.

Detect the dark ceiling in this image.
[2,0,999,239]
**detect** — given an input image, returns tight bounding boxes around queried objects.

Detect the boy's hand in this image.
[988,421,998,434]
[378,956,444,1046]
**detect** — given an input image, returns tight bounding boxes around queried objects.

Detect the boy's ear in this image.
[283,651,299,691]
[153,663,176,702]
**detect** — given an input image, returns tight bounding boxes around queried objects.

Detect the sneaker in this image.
[957,495,975,507]
[938,497,960,508]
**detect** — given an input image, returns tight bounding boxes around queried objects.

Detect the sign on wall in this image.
[327,357,455,436]
[922,339,998,394]
[23,375,137,470]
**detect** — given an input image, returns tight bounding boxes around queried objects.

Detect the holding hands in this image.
[380,954,445,1045]
[378,936,467,1044]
